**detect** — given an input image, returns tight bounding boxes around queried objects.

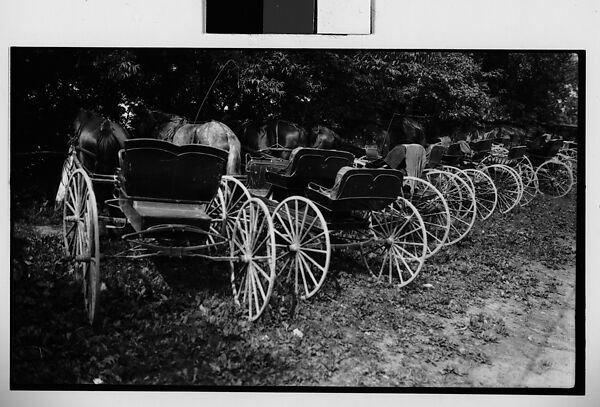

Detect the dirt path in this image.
[467,262,575,387]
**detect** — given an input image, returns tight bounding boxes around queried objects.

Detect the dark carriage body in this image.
[117,139,228,233]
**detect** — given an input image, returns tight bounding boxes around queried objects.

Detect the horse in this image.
[384,116,427,155]
[129,105,186,142]
[172,120,241,175]
[130,106,242,175]
[308,125,366,157]
[240,119,307,160]
[55,109,130,210]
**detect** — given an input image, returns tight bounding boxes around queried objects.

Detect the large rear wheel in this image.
[483,164,522,213]
[516,156,538,206]
[535,159,573,197]
[462,168,498,220]
[272,196,331,299]
[401,176,450,258]
[63,169,101,325]
[230,198,276,321]
[361,197,427,287]
[424,169,476,246]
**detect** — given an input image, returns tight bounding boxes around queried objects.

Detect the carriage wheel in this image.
[535,159,573,197]
[483,164,522,213]
[214,175,251,238]
[557,153,577,187]
[272,196,331,299]
[230,198,276,321]
[361,197,427,287]
[401,176,450,258]
[462,169,498,220]
[441,165,477,199]
[63,169,101,324]
[516,156,538,206]
[55,150,78,209]
[424,169,477,246]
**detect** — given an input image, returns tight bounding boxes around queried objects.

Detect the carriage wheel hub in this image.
[386,237,395,246]
[289,243,300,252]
[241,254,253,263]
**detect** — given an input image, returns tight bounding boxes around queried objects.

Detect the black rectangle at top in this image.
[206,0,263,34]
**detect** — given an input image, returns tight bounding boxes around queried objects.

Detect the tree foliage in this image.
[10,48,579,154]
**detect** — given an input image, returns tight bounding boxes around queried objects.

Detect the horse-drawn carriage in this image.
[61,138,277,324]
[58,108,577,325]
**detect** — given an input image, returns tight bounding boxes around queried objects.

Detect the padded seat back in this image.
[285,148,354,186]
[471,139,493,153]
[428,145,447,166]
[507,146,526,159]
[332,168,404,200]
[119,144,226,203]
[123,138,229,162]
[445,143,464,157]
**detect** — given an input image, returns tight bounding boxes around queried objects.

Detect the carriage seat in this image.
[486,146,527,166]
[426,144,447,168]
[469,139,493,160]
[266,148,355,191]
[118,139,227,231]
[123,138,229,162]
[305,167,404,212]
[527,139,563,160]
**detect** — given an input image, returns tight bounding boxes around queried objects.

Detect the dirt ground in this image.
[10,189,578,388]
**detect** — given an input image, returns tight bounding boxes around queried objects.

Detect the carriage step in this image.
[99,215,127,228]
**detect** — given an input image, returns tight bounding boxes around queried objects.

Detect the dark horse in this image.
[129,105,186,142]
[55,109,130,209]
[308,125,366,157]
[381,116,427,156]
[240,119,307,160]
[130,106,241,175]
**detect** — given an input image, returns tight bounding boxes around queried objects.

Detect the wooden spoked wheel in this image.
[535,159,574,198]
[401,176,450,258]
[63,169,101,325]
[229,198,276,321]
[361,197,427,287]
[483,164,522,213]
[557,153,577,187]
[214,175,251,239]
[462,168,498,220]
[424,169,477,246]
[516,156,538,206]
[441,165,477,200]
[272,196,331,299]
[205,187,227,251]
[55,151,77,209]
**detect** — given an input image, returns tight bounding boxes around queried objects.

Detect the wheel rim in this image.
[516,156,538,206]
[463,169,498,220]
[205,187,227,249]
[424,169,476,246]
[557,153,577,187]
[362,197,427,287]
[63,169,100,324]
[218,175,251,238]
[483,164,522,213]
[535,160,573,197]
[401,176,450,258]
[272,196,331,299]
[230,198,276,321]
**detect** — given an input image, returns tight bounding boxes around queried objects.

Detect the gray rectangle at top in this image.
[263,0,316,34]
